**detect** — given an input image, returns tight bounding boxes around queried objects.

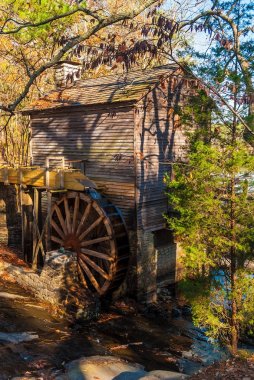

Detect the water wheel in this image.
[50,190,129,296]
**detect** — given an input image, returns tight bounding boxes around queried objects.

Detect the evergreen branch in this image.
[179,9,254,99]
[160,51,254,136]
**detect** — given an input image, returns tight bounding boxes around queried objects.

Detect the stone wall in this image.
[0,250,100,320]
[136,230,158,303]
[136,228,178,303]
[0,184,22,248]
[154,229,177,286]
[113,230,138,299]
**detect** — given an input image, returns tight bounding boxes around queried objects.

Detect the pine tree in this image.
[165,131,254,353]
[165,0,254,354]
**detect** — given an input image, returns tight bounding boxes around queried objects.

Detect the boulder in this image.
[57,355,188,380]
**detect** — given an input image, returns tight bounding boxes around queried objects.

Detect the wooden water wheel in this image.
[50,191,129,296]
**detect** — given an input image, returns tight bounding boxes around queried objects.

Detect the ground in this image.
[0,246,254,379]
[190,358,254,379]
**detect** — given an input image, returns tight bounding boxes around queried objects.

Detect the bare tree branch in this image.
[170,57,254,136]
[0,0,158,113]
[179,9,254,95]
[0,6,103,35]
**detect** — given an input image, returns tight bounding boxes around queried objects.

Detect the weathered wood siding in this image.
[30,103,135,228]
[134,78,188,231]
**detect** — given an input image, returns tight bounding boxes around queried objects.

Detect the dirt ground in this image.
[1,246,254,379]
[190,358,254,379]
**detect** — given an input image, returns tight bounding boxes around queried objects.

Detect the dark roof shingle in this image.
[24,64,182,112]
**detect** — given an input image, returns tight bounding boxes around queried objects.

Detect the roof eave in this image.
[21,98,138,115]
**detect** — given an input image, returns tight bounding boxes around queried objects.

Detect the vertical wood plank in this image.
[46,190,52,252]
[20,186,33,263]
[20,185,26,260]
[32,188,39,269]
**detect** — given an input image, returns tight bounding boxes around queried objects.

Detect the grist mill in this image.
[0,63,198,303]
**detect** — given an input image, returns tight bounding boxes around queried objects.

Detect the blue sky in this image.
[163,0,211,52]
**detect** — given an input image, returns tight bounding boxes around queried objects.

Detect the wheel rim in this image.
[50,191,117,295]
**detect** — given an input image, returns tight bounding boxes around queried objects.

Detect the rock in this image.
[0,292,28,300]
[11,378,37,380]
[146,370,188,379]
[58,355,188,380]
[182,351,193,359]
[0,332,38,344]
[181,306,192,317]
[172,307,182,318]
[58,355,146,380]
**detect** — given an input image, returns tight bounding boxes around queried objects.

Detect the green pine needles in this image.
[165,130,254,353]
[164,0,254,355]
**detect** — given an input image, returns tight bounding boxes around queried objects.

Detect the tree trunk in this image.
[230,186,238,355]
[230,174,238,355]
[231,295,238,355]
[230,77,238,355]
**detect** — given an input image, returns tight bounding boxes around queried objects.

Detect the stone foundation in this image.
[0,184,22,248]
[0,250,100,320]
[154,229,177,286]
[136,228,178,303]
[136,230,158,303]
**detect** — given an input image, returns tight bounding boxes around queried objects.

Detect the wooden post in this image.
[45,158,50,189]
[20,185,26,258]
[45,156,65,189]
[20,185,33,263]
[46,190,52,252]
[32,188,47,268]
[3,167,9,185]
[32,188,39,269]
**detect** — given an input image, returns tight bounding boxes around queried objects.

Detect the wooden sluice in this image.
[0,163,95,192]
[0,159,96,268]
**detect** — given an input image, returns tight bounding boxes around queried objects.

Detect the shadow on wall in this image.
[135,76,184,299]
[31,104,135,229]
[137,77,184,230]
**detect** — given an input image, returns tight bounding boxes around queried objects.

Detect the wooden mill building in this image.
[2,64,196,301]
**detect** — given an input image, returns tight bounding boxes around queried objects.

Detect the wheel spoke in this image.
[76,201,92,236]
[78,216,104,241]
[54,204,68,235]
[72,194,80,233]
[50,191,123,296]
[80,253,110,280]
[77,261,88,288]
[64,196,71,233]
[80,248,113,261]
[51,235,64,245]
[51,220,65,240]
[78,257,101,294]
[81,235,111,247]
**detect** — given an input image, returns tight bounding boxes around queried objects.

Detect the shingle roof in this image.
[23,64,182,113]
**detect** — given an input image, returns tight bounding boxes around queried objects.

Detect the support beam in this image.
[0,166,96,191]
[46,190,52,252]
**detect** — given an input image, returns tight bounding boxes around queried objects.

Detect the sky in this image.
[164,0,212,52]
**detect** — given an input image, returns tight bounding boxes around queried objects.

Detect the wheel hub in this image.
[63,234,81,252]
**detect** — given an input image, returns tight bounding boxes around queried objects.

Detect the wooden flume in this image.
[0,165,96,191]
